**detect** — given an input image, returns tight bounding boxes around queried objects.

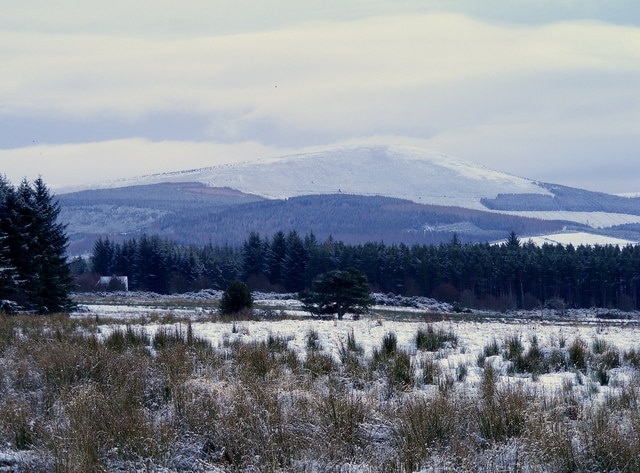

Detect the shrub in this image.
[387,349,415,393]
[456,363,468,382]
[304,350,336,378]
[345,328,363,354]
[599,347,620,370]
[415,325,458,352]
[592,337,608,355]
[381,331,397,357]
[477,381,530,443]
[395,395,457,471]
[477,338,500,366]
[568,337,588,371]
[266,332,293,352]
[306,328,320,351]
[314,384,369,458]
[219,280,253,316]
[624,348,640,369]
[233,341,279,380]
[104,325,149,352]
[420,354,440,385]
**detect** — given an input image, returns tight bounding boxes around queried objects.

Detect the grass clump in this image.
[306,328,321,351]
[477,337,500,366]
[568,337,589,372]
[415,325,458,352]
[104,325,150,352]
[6,311,640,471]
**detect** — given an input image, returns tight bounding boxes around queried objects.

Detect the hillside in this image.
[99,145,552,209]
[58,145,640,253]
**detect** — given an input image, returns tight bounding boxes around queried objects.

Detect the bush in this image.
[395,395,457,471]
[415,325,458,352]
[304,351,336,378]
[568,337,588,372]
[219,280,253,316]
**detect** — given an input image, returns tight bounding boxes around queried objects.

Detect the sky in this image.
[1,0,639,194]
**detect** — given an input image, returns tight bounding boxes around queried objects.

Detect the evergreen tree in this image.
[0,231,17,300]
[0,178,72,312]
[300,268,373,320]
[242,231,266,281]
[29,178,74,312]
[266,231,287,287]
[92,238,115,275]
[219,280,253,315]
[282,230,308,292]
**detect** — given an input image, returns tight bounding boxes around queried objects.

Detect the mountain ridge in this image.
[57,145,640,253]
[79,145,552,209]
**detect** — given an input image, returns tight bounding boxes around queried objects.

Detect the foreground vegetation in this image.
[2,313,640,472]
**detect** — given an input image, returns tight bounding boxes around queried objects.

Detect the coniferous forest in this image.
[83,230,640,311]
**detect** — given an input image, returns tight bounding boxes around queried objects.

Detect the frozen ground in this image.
[73,291,640,405]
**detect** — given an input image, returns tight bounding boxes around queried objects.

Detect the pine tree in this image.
[300,268,373,320]
[0,231,17,301]
[266,231,287,287]
[282,230,308,292]
[219,280,253,315]
[242,231,266,281]
[30,178,74,312]
[92,237,115,275]
[0,178,72,312]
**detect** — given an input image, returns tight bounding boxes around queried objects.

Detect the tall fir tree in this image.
[282,230,308,292]
[30,178,74,312]
[0,178,73,312]
[0,231,17,300]
[266,231,287,287]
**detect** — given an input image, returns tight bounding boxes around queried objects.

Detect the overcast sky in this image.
[1,0,639,193]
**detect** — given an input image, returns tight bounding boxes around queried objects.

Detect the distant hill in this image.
[58,145,640,254]
[92,145,551,209]
[482,183,640,214]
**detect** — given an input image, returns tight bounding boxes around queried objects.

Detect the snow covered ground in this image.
[74,294,640,406]
[491,231,639,247]
[496,210,640,229]
[523,231,639,247]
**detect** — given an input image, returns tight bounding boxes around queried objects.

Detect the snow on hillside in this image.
[104,145,551,210]
[496,210,640,228]
[66,145,640,248]
[523,232,638,247]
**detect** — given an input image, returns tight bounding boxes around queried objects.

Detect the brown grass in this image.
[2,315,640,471]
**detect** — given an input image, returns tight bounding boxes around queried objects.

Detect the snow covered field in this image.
[76,295,640,404]
[4,294,640,471]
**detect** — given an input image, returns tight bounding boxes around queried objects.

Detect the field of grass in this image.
[2,305,640,471]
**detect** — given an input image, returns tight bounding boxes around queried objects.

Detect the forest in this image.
[81,230,640,312]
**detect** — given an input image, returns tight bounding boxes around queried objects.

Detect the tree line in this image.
[84,230,640,311]
[0,177,73,313]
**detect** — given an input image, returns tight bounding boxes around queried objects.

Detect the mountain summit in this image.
[59,145,640,252]
[110,145,550,209]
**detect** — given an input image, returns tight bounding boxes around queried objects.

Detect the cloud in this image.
[0,139,288,191]
[1,9,639,193]
[4,15,638,121]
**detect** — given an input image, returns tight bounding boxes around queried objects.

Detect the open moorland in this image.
[2,292,640,472]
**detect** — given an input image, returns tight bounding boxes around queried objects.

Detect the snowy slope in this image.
[65,144,640,247]
[495,211,640,229]
[523,232,638,247]
[106,145,551,210]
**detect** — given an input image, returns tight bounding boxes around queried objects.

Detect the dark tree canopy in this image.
[0,177,73,313]
[84,229,640,312]
[301,268,373,320]
[219,280,253,315]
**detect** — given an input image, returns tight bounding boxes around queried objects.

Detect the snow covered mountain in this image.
[59,145,640,252]
[104,145,551,210]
